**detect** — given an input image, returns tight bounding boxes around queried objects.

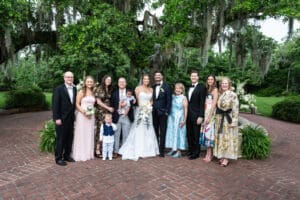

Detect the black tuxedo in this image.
[152,82,172,156]
[52,84,76,161]
[186,83,206,158]
[111,88,135,123]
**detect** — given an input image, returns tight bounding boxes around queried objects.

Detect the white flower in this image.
[85,106,95,116]
[76,79,84,91]
[136,102,152,129]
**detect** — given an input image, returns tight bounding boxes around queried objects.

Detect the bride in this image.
[119,74,159,161]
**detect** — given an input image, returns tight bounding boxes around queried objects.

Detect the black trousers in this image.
[186,117,201,157]
[153,110,168,155]
[55,119,74,161]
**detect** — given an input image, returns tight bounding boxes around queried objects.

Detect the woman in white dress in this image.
[119,74,159,161]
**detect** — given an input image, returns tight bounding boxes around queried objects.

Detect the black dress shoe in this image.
[159,153,165,158]
[56,160,67,166]
[186,152,192,157]
[64,157,75,162]
[188,155,199,160]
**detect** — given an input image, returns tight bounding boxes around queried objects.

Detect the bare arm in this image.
[96,98,114,113]
[205,88,218,124]
[180,96,188,128]
[76,91,84,113]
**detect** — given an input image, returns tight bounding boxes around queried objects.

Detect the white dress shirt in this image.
[155,81,163,99]
[100,123,117,143]
[188,82,198,101]
[65,84,74,104]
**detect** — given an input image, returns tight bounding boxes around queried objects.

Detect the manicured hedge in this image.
[272,97,300,123]
[5,87,47,110]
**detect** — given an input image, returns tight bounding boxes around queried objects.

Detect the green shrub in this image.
[5,87,47,110]
[255,87,283,97]
[272,96,300,123]
[241,125,271,159]
[39,120,56,153]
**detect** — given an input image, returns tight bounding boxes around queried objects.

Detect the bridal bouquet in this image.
[85,106,95,116]
[136,102,152,129]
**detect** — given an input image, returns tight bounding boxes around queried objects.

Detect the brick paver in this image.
[0,111,299,199]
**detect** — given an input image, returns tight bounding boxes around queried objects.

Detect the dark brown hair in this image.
[206,75,217,93]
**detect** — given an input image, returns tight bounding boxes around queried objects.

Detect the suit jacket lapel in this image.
[189,84,199,102]
[157,83,164,99]
[63,85,72,104]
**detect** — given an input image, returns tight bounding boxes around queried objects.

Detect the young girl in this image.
[99,113,117,160]
[200,75,218,162]
[165,83,188,158]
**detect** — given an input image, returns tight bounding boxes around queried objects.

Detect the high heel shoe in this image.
[167,151,176,156]
[172,152,182,158]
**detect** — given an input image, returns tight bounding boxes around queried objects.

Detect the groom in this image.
[186,70,206,160]
[52,71,76,166]
[111,77,134,155]
[152,71,172,157]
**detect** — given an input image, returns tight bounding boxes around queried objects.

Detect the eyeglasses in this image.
[65,76,74,78]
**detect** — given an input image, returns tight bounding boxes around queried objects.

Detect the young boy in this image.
[100,114,117,160]
[118,89,136,115]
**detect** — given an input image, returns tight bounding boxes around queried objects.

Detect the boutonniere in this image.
[160,87,164,93]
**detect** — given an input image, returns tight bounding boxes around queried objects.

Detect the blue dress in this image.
[165,94,187,151]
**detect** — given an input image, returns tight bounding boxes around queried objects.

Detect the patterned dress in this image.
[200,94,215,147]
[165,94,187,151]
[94,85,112,154]
[213,90,239,159]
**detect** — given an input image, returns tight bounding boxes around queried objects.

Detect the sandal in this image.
[95,150,102,158]
[221,159,229,167]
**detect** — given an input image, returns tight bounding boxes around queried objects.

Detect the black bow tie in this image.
[190,85,195,88]
[155,83,161,87]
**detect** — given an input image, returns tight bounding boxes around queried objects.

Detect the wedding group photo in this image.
[0,0,300,199]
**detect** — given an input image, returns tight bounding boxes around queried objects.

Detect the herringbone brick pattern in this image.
[0,111,299,199]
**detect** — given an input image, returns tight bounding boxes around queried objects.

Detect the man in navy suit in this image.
[186,70,206,160]
[52,71,77,166]
[152,71,172,157]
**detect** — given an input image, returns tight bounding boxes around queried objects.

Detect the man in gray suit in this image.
[111,77,132,155]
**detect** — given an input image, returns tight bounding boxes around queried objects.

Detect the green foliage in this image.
[39,120,56,153]
[241,125,271,159]
[0,91,7,108]
[58,3,136,80]
[272,96,300,123]
[5,86,47,109]
[255,96,285,117]
[255,87,283,97]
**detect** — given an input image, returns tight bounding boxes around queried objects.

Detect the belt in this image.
[216,108,232,134]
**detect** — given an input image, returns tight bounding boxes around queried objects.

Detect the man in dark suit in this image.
[52,71,77,166]
[111,77,134,154]
[152,71,172,157]
[186,70,206,160]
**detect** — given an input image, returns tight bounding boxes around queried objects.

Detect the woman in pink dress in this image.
[72,76,96,161]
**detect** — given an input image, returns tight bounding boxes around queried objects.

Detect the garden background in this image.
[0,0,299,121]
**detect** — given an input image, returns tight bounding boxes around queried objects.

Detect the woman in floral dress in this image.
[213,77,239,167]
[94,75,114,158]
[200,75,218,162]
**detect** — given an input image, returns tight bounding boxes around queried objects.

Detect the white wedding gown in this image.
[119,92,159,161]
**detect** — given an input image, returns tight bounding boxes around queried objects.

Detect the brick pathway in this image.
[0,111,299,199]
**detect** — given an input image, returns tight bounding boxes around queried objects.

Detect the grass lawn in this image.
[0,91,52,109]
[0,92,7,109]
[44,92,52,108]
[255,96,285,117]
